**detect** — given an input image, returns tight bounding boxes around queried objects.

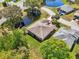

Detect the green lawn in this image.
[25,34,42,59]
[62,0,68,4]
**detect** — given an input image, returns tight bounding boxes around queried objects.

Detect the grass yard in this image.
[62,0,68,4]
[25,34,42,59]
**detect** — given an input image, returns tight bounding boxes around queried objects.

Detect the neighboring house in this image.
[53,27,79,51]
[58,5,75,15]
[28,19,57,41]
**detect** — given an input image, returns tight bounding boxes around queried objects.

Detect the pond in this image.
[45,0,64,7]
[23,16,32,26]
[15,16,32,28]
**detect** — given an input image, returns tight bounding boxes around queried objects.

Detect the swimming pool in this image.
[45,0,64,7]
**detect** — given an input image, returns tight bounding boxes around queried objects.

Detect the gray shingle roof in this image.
[53,27,79,49]
[28,20,57,41]
[60,5,74,13]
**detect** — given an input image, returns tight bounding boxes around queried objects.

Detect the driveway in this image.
[41,6,56,16]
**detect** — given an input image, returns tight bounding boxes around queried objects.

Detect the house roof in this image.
[28,20,57,41]
[53,27,79,49]
[59,5,74,13]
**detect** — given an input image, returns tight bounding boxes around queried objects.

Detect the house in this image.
[53,27,79,51]
[58,5,75,15]
[28,19,57,41]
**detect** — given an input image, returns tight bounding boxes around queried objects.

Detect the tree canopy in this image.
[0,5,22,19]
[40,38,75,59]
[24,0,43,7]
[0,29,29,59]
[27,7,41,21]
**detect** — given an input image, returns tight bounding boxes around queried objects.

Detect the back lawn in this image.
[25,34,42,59]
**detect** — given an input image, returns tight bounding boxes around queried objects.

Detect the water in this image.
[23,16,32,26]
[15,16,32,28]
[45,0,64,7]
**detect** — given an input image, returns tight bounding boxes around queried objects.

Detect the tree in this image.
[40,38,75,59]
[27,7,41,21]
[51,14,60,28]
[24,0,43,7]
[0,5,23,28]
[0,5,22,20]
[0,29,29,59]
